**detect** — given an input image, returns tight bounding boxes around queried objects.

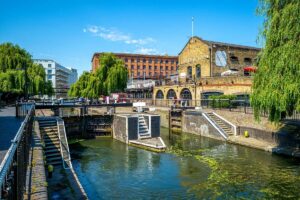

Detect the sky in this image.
[0,0,263,76]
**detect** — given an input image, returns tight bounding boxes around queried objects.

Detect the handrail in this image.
[0,104,34,196]
[202,112,228,140]
[212,112,237,136]
[56,117,72,169]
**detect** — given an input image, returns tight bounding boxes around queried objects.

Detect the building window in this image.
[215,50,227,67]
[131,58,134,62]
[131,65,134,69]
[230,56,239,64]
[196,64,201,79]
[125,58,128,62]
[137,72,140,76]
[166,72,168,77]
[187,66,192,79]
[125,64,128,68]
[244,58,252,65]
[149,66,152,70]
[47,75,52,80]
[149,72,152,76]
[143,65,146,69]
[149,59,152,63]
[171,60,174,64]
[137,59,140,63]
[171,66,174,71]
[155,59,159,63]
[166,66,169,70]
[160,60,163,64]
[155,66,158,70]
[137,66,140,69]
[165,60,169,64]
[143,59,146,63]
[48,64,51,68]
[47,69,52,74]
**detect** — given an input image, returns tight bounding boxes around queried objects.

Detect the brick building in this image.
[153,36,261,104]
[92,53,178,80]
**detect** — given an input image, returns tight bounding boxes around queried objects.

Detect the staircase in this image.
[205,113,234,138]
[138,115,151,139]
[38,119,62,166]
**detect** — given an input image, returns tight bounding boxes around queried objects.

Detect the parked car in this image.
[221,69,239,76]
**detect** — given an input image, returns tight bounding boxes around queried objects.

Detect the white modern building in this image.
[33,59,78,98]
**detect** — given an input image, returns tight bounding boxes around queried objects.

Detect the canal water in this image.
[70,128,300,200]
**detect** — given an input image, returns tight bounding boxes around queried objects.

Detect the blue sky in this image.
[0,0,262,75]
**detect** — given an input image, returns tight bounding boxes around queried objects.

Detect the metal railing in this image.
[0,103,34,200]
[56,118,72,169]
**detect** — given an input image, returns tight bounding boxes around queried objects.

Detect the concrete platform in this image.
[0,106,24,163]
[129,137,166,152]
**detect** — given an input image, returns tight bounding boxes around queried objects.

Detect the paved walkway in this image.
[0,106,24,163]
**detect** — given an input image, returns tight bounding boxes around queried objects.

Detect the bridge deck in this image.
[0,107,24,164]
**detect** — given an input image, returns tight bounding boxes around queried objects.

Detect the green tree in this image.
[251,0,300,122]
[0,42,54,96]
[68,53,128,98]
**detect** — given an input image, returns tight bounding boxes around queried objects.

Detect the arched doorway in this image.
[155,90,164,106]
[155,90,164,99]
[180,88,192,107]
[167,89,177,99]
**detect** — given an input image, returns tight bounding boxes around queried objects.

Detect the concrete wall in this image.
[113,115,128,143]
[149,109,169,128]
[182,111,225,141]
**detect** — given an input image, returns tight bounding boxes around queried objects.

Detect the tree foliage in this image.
[0,43,54,96]
[68,53,128,98]
[251,0,300,122]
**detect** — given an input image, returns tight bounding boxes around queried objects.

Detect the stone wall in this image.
[113,115,128,143]
[182,111,225,141]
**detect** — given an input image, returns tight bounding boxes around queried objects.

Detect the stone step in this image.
[45,148,60,154]
[46,152,61,158]
[44,138,59,143]
[45,144,60,150]
[47,160,62,166]
[46,156,62,162]
[45,140,60,146]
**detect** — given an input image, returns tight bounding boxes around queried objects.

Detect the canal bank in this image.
[69,127,300,200]
[149,107,300,158]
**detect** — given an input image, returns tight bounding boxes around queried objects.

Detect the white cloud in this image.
[83,25,156,45]
[134,47,160,55]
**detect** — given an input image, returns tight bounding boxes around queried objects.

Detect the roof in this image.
[179,36,261,55]
[91,52,178,62]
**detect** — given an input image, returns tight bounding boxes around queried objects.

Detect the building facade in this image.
[153,36,261,104]
[34,59,78,98]
[92,53,178,80]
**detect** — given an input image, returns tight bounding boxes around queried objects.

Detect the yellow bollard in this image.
[244,130,249,138]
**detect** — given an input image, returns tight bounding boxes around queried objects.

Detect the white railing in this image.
[212,112,237,136]
[202,112,228,140]
[127,80,156,89]
[56,118,72,169]
[0,104,34,199]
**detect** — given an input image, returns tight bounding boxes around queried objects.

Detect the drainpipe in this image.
[209,46,212,77]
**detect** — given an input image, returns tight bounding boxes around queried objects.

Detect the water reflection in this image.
[70,128,300,200]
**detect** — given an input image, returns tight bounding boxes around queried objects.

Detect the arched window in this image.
[196,64,201,79]
[187,66,192,79]
[180,88,192,100]
[155,90,164,99]
[167,89,177,99]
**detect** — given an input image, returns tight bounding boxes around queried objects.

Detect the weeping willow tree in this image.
[0,43,54,96]
[251,0,300,122]
[68,53,128,98]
